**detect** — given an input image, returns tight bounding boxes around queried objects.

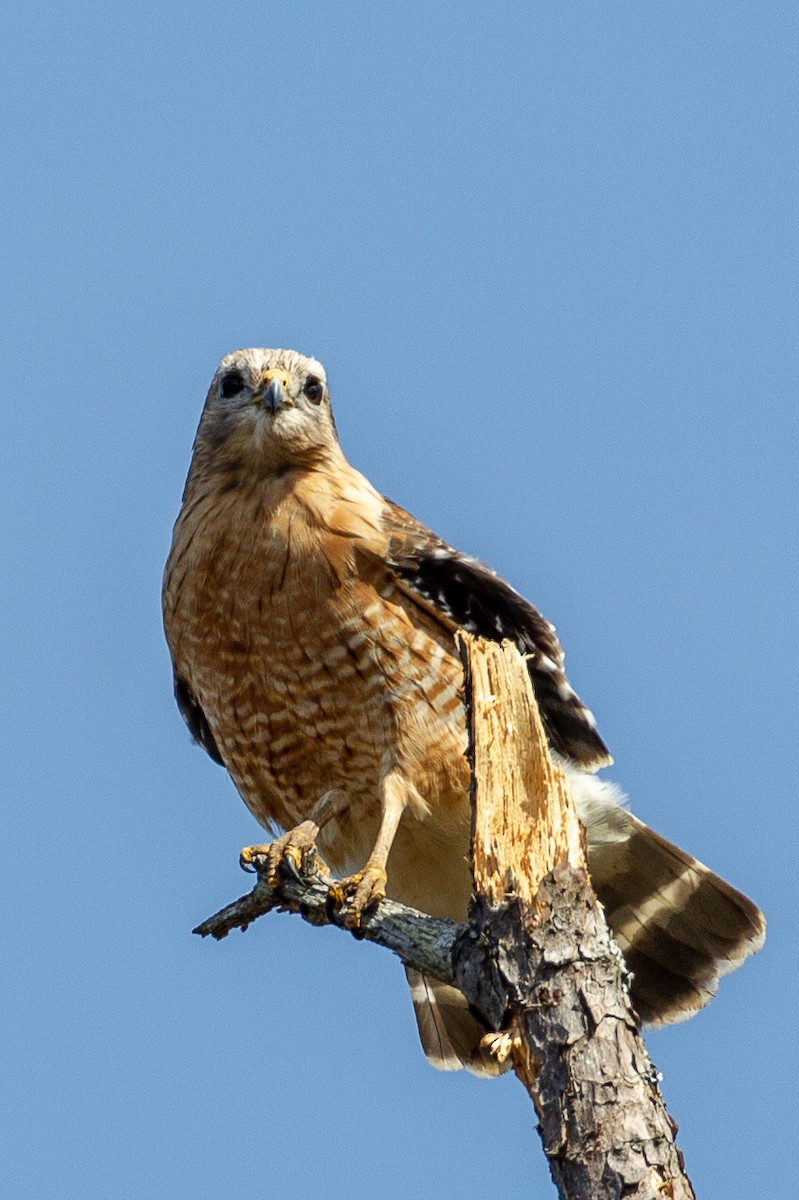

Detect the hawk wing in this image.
[381,499,612,771]
[173,675,225,766]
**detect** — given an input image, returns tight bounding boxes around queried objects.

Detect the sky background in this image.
[3,3,797,1197]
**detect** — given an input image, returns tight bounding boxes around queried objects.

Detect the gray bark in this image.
[453,870,694,1199]
[193,852,458,985]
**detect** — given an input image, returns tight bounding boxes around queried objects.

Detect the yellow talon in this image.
[480,1030,517,1064]
[327,864,387,929]
[239,843,271,872]
[240,823,323,885]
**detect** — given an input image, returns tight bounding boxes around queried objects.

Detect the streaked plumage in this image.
[163,347,765,1073]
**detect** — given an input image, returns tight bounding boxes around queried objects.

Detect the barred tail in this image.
[407,773,764,1072]
[405,967,509,1077]
[569,772,766,1025]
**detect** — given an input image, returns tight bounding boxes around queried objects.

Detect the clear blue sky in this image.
[3,3,796,1196]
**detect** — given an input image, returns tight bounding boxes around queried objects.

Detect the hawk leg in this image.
[239,820,323,885]
[328,770,408,929]
[239,789,347,885]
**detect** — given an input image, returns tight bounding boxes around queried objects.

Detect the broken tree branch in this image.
[453,634,695,1200]
[193,851,459,985]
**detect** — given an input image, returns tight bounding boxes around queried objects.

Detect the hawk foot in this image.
[239,820,323,887]
[480,1030,518,1065]
[327,863,387,929]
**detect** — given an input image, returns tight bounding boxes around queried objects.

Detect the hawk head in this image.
[195,347,339,475]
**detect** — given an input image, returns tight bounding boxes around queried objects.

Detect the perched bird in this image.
[163,347,765,1074]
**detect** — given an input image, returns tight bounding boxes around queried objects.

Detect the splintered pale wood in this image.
[458,634,585,905]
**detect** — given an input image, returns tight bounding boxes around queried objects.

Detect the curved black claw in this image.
[279,851,304,885]
[325,883,347,927]
[239,844,270,873]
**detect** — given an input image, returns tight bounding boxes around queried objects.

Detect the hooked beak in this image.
[254,371,290,414]
[261,377,287,414]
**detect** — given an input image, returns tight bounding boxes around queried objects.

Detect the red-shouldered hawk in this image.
[163,347,764,1075]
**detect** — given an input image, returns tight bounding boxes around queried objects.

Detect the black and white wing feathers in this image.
[383,500,611,770]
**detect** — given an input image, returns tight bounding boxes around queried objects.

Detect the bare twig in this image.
[193,852,459,985]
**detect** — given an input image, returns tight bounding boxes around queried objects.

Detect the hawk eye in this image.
[219,370,245,398]
[303,376,324,404]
